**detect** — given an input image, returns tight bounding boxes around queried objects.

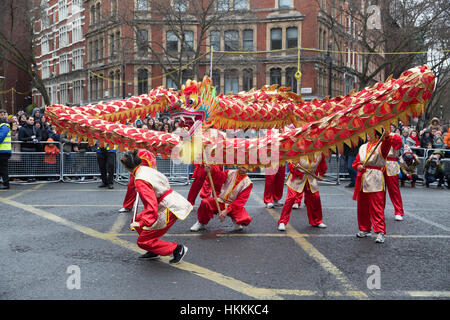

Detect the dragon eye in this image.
[188,98,195,105]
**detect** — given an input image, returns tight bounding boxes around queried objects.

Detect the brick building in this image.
[32,0,384,107]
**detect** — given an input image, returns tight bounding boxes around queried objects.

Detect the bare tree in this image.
[0,0,50,106]
[115,0,236,89]
[316,0,450,124]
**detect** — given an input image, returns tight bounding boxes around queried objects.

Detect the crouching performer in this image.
[190,165,253,232]
[121,150,193,264]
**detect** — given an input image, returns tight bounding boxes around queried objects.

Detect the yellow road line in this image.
[109,213,130,234]
[4,184,45,200]
[0,196,284,300]
[252,193,368,300]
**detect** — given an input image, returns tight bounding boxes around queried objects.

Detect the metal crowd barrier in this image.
[6,141,448,187]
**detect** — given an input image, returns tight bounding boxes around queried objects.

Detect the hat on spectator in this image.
[403,145,412,153]
[138,149,157,168]
[432,149,444,156]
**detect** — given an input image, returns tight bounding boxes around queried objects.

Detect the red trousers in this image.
[357,190,387,234]
[197,198,252,226]
[122,176,137,209]
[200,179,212,199]
[278,184,323,226]
[263,165,285,203]
[135,212,178,256]
[385,174,404,216]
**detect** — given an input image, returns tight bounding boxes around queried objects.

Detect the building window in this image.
[136,0,148,11]
[286,27,298,49]
[234,0,247,10]
[182,31,194,52]
[72,0,82,12]
[270,28,282,50]
[279,0,291,8]
[345,74,355,95]
[212,70,220,92]
[173,0,187,12]
[41,36,49,54]
[167,72,178,89]
[286,67,297,92]
[96,2,101,22]
[42,60,50,79]
[59,53,70,74]
[115,71,121,98]
[90,5,96,24]
[166,31,178,52]
[73,48,83,70]
[182,69,193,84]
[73,19,83,43]
[59,25,69,48]
[217,0,230,11]
[224,30,239,51]
[58,0,68,20]
[60,83,69,105]
[224,69,239,93]
[210,31,220,51]
[73,80,83,105]
[138,69,149,95]
[242,69,253,91]
[111,0,118,15]
[137,29,149,54]
[270,68,282,85]
[243,29,253,51]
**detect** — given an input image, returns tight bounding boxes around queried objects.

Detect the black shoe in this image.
[138,252,160,260]
[0,185,10,190]
[98,183,108,188]
[169,244,188,265]
[345,183,355,188]
[108,184,114,189]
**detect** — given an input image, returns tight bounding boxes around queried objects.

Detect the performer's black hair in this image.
[120,150,142,170]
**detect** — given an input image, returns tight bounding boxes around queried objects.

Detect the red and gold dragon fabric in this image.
[45,65,435,168]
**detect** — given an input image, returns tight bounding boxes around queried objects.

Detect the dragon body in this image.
[45,65,435,167]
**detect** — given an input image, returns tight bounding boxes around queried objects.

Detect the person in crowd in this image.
[9,122,21,162]
[18,113,28,127]
[190,165,253,232]
[401,127,410,145]
[59,132,77,180]
[420,129,433,148]
[33,121,44,152]
[0,109,11,189]
[44,138,60,180]
[18,116,40,152]
[444,127,450,149]
[147,118,156,131]
[424,150,445,189]
[427,117,442,132]
[162,123,172,133]
[96,143,116,189]
[343,139,363,188]
[405,129,420,148]
[48,124,60,142]
[32,107,43,124]
[433,131,445,149]
[399,146,422,188]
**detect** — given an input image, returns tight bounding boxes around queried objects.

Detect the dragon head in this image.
[166,76,217,137]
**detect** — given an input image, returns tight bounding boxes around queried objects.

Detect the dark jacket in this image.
[18,123,41,151]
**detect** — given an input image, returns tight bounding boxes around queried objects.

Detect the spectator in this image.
[96,143,116,189]
[9,122,21,163]
[48,124,60,142]
[427,117,442,132]
[399,146,422,188]
[18,116,40,152]
[401,127,410,145]
[0,109,11,189]
[420,129,433,148]
[343,139,363,188]
[33,121,44,152]
[44,138,60,180]
[405,129,420,148]
[162,123,172,133]
[18,113,27,127]
[32,107,43,124]
[433,131,445,149]
[424,150,445,188]
[59,132,77,180]
[147,118,156,130]
[444,127,450,149]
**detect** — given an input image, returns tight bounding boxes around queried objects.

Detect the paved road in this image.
[0,179,449,301]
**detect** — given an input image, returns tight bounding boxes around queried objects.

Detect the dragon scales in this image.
[45,65,435,168]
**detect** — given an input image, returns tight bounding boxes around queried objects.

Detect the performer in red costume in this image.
[277,154,327,231]
[119,149,156,213]
[263,164,286,208]
[187,164,223,205]
[122,150,192,264]
[190,165,253,232]
[383,133,405,221]
[352,130,394,244]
